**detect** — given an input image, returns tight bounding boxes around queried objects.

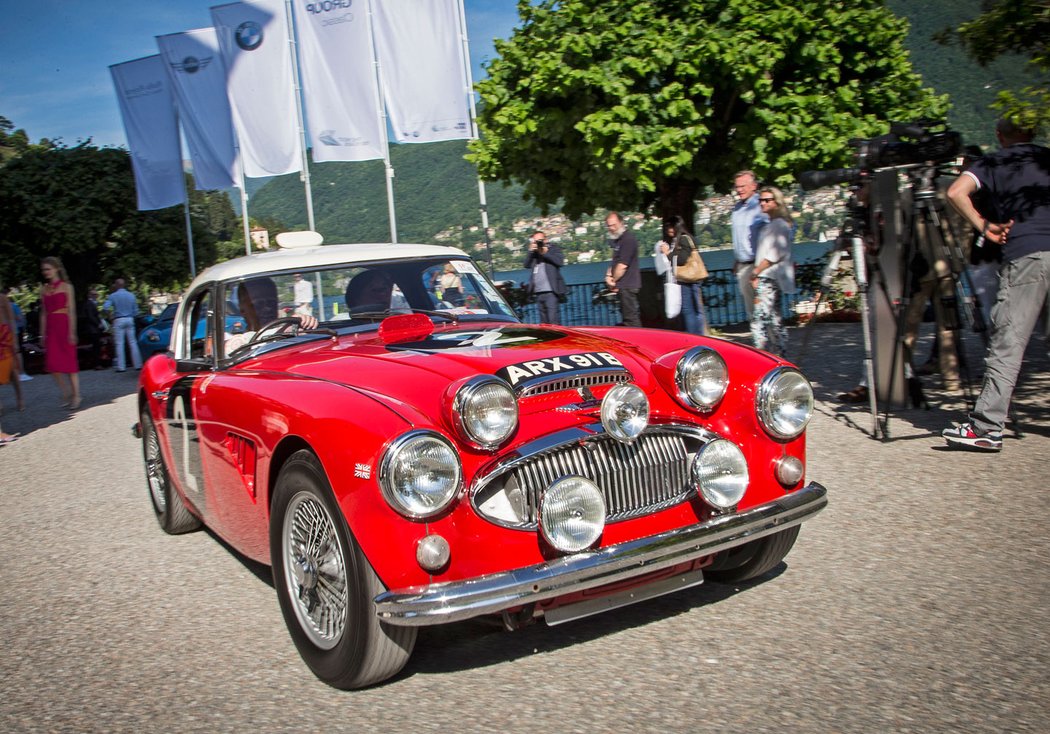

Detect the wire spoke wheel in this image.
[282,491,348,650]
[144,418,167,514]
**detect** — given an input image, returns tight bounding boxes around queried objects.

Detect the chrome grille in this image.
[515,369,631,397]
[476,429,698,527]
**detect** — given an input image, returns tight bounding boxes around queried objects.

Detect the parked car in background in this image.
[138,302,248,358]
[22,330,113,373]
[135,234,828,689]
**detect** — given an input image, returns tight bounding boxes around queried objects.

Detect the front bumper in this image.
[374,481,827,626]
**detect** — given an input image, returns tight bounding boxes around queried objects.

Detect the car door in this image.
[160,286,216,519]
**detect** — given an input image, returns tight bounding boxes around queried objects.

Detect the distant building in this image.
[251,227,270,250]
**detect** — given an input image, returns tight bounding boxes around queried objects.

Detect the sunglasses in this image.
[759,197,775,202]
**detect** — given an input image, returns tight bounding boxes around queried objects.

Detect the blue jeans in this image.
[680,283,706,335]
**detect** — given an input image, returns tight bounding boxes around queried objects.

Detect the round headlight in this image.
[676,346,728,412]
[539,476,606,553]
[453,376,518,448]
[600,383,649,442]
[693,439,749,509]
[756,367,814,439]
[379,431,462,518]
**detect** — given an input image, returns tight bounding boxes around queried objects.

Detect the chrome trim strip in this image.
[374,481,827,626]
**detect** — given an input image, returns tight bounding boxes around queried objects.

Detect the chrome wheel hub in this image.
[282,492,348,650]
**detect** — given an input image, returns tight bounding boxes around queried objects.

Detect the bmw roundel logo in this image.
[235,21,263,51]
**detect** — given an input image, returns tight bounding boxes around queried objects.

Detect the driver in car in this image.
[225,277,318,355]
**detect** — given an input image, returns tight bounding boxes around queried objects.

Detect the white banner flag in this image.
[211,1,301,178]
[156,28,240,190]
[110,56,186,211]
[371,0,471,143]
[292,0,385,162]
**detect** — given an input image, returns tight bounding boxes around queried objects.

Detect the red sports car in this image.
[136,236,827,689]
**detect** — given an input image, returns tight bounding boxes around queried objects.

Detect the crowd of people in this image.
[0,261,151,443]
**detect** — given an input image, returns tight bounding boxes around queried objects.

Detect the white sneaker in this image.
[19,374,33,382]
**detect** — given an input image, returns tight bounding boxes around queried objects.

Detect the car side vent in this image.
[224,433,258,499]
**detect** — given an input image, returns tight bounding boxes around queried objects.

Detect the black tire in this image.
[271,450,417,689]
[705,526,801,583]
[141,408,202,535]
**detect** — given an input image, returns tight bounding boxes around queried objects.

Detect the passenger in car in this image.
[345,270,394,312]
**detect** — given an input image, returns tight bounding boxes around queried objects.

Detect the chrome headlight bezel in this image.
[600,383,649,443]
[756,367,814,440]
[675,346,729,413]
[379,430,462,519]
[452,376,519,450]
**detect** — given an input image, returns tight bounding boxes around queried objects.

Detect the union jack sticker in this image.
[354,463,372,480]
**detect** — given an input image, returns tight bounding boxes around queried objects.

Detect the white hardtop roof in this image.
[187,242,469,291]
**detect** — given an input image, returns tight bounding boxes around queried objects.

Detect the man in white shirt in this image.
[293,273,314,317]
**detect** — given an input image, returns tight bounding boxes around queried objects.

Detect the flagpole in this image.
[284,0,316,233]
[237,150,252,255]
[170,108,197,277]
[455,0,493,276]
[366,0,398,244]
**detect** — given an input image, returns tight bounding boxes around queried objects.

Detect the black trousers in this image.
[535,291,561,324]
[618,287,641,327]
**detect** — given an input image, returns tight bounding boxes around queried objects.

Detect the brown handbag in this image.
[674,235,708,283]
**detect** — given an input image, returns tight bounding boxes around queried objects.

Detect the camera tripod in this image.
[797,186,882,437]
[884,164,985,429]
[799,164,990,440]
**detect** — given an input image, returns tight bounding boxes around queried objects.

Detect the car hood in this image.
[241,322,668,420]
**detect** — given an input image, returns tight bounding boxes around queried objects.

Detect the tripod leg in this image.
[850,236,882,439]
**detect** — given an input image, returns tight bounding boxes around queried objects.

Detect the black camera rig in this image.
[799,120,963,191]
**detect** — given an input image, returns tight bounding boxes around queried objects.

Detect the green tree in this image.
[469,0,948,224]
[0,133,221,296]
[936,0,1050,132]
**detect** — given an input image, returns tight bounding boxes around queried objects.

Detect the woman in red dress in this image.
[39,257,81,409]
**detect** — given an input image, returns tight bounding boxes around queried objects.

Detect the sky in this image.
[0,0,520,149]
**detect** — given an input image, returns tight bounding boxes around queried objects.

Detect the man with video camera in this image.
[523,229,567,325]
[942,118,1050,452]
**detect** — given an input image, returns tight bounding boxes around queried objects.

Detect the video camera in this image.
[799,121,962,190]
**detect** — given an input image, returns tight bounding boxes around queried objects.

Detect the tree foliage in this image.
[937,0,1050,132]
[0,132,225,297]
[468,0,948,223]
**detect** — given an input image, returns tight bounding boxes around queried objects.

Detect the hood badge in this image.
[556,386,600,413]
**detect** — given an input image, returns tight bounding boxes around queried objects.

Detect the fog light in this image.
[600,383,649,442]
[416,534,450,572]
[775,455,804,487]
[539,476,606,553]
[693,439,749,509]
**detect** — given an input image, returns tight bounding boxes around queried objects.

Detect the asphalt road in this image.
[1,322,1047,733]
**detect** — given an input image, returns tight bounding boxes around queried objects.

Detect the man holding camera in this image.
[523,230,567,324]
[604,212,642,327]
[942,118,1050,452]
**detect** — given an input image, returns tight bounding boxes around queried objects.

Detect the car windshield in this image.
[219,257,518,359]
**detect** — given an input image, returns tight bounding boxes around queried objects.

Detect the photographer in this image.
[523,230,567,324]
[942,118,1050,452]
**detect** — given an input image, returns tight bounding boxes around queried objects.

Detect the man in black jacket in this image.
[524,230,567,324]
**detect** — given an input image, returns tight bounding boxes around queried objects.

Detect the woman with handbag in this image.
[657,216,708,335]
[750,187,796,356]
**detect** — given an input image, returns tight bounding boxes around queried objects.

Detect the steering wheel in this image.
[247,316,302,345]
